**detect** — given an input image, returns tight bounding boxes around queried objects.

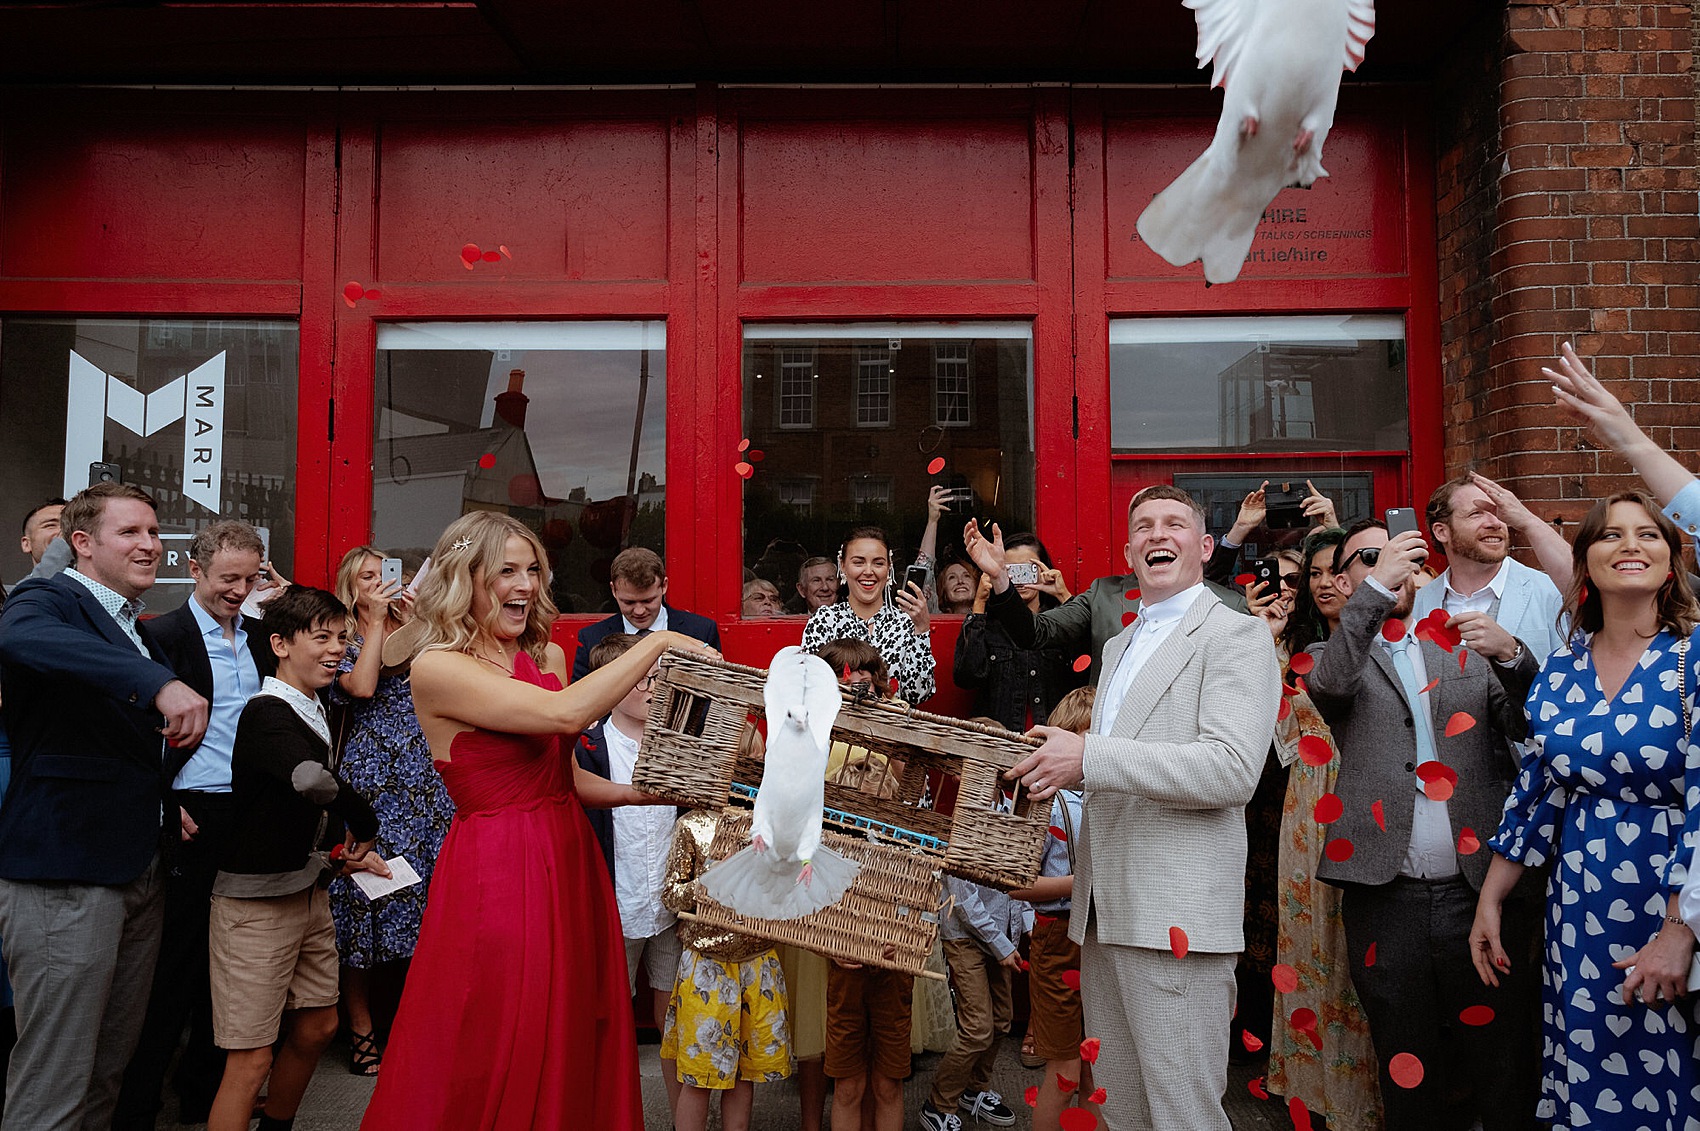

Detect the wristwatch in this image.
[1494,641,1525,667]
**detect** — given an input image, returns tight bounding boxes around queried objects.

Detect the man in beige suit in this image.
[967,485,1281,1131]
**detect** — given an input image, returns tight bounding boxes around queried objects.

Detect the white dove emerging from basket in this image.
[697,646,863,920]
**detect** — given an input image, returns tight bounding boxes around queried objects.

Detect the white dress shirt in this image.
[622,606,669,636]
[1098,581,1207,735]
[1438,558,1508,618]
[602,717,677,939]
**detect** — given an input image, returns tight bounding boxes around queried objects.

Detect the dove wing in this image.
[1342,0,1375,71]
[798,654,843,754]
[1184,0,1254,89]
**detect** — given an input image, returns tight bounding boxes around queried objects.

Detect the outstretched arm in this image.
[1545,341,1695,505]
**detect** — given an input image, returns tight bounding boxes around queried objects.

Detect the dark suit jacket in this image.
[148,600,278,782]
[988,572,1249,686]
[0,574,180,884]
[572,720,681,884]
[570,605,721,683]
[1306,581,1536,892]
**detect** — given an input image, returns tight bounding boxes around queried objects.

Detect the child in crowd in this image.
[573,632,685,1111]
[659,806,793,1131]
[919,716,1027,1131]
[809,638,915,1131]
[205,587,388,1131]
[1008,687,1097,1131]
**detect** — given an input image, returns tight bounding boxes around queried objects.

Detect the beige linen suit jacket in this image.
[1070,589,1282,953]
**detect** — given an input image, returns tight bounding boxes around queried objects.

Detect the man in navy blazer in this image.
[114,521,276,1130]
[570,547,720,682]
[0,483,209,1131]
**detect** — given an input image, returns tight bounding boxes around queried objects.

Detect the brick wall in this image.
[1432,0,1699,543]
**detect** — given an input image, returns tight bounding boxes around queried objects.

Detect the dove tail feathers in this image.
[1135,148,1264,286]
[698,844,862,921]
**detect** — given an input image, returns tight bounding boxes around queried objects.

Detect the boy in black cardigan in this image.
[205,586,386,1131]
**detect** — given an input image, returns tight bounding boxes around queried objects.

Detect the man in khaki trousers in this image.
[969,485,1281,1131]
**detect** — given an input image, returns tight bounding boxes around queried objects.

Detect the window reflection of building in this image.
[778,346,816,429]
[855,345,892,428]
[933,340,971,427]
[372,322,665,616]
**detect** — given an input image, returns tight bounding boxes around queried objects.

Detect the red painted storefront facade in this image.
[0,85,1442,712]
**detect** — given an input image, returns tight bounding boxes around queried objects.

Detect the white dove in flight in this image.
[1135,0,1375,284]
[698,647,862,920]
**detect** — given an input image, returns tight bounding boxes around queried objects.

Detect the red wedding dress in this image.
[360,652,643,1130]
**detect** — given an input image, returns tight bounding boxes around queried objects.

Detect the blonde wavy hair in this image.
[410,512,559,663]
[334,544,390,640]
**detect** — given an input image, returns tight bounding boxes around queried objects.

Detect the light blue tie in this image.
[1388,637,1440,772]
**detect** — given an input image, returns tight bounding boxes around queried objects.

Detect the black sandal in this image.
[348,1029,382,1076]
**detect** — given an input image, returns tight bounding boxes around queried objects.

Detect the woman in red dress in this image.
[361,512,713,1131]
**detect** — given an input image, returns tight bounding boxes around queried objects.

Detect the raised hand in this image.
[962,519,1010,591]
[1302,480,1339,530]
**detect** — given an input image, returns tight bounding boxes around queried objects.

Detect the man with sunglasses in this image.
[1307,519,1542,1131]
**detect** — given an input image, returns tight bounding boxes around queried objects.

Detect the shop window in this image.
[372,322,665,616]
[741,323,1034,611]
[933,340,973,427]
[0,317,298,611]
[1109,315,1407,453]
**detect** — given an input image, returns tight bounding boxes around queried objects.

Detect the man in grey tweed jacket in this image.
[968,486,1281,1131]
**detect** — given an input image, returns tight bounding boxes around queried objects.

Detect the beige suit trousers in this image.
[1081,925,1237,1131]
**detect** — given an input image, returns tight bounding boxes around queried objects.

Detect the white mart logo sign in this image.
[61,350,227,512]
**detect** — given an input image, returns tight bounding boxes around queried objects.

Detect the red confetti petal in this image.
[1019,959,1031,971]
[1364,941,1377,967]
[1458,648,1469,670]
[1302,1026,1324,1051]
[927,457,946,475]
[1388,1052,1424,1089]
[1034,912,1056,927]
[1248,1077,1270,1100]
[1073,654,1091,673]
[1459,1004,1494,1026]
[1270,964,1299,994]
[1087,1086,1107,1105]
[1294,676,1307,694]
[1289,1096,1313,1130]
[1079,1037,1101,1064]
[342,281,365,306]
[1457,827,1481,855]
[1122,612,1138,626]
[477,452,496,469]
[1024,1086,1038,1107]
[1415,762,1459,785]
[888,677,900,694]
[1061,969,1081,992]
[1277,697,1292,722]
[1282,682,1301,698]
[1289,1007,1318,1032]
[1324,838,1355,862]
[1235,573,1255,586]
[482,249,502,262]
[1169,926,1189,959]
[460,242,481,268]
[748,449,765,461]
[1242,1031,1264,1052]
[1419,677,1440,694]
[1381,617,1407,643]
[1297,735,1333,767]
[364,288,381,299]
[1059,1110,1098,1131]
[734,461,754,479]
[1049,825,1068,841]
[1422,777,1455,803]
[1288,652,1315,675]
[1444,712,1476,738]
[1056,1073,1078,1093]
[1313,792,1344,823]
[1371,799,1386,831]
[738,438,751,452]
[498,244,513,258]
[1124,588,1140,602]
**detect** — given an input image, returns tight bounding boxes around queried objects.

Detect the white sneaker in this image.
[919,1102,964,1131]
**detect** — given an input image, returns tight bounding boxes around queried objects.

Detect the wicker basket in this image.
[633,649,1051,890]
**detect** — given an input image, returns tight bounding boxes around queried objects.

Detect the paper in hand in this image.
[351,856,422,901]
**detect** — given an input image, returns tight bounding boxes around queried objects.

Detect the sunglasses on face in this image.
[1338,546,1384,572]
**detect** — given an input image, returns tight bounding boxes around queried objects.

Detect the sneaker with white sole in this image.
[958,1089,1017,1127]
[919,1101,964,1131]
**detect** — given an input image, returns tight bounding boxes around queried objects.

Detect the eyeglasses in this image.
[1337,546,1383,573]
[636,674,658,691]
[1278,573,1301,591]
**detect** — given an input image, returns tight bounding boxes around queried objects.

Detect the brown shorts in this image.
[1028,912,1084,1061]
[823,964,913,1081]
[209,886,340,1050]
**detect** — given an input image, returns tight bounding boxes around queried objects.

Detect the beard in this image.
[1448,526,1507,566]
[1391,580,1417,620]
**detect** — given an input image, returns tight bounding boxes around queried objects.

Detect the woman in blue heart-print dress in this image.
[1470,492,1700,1131]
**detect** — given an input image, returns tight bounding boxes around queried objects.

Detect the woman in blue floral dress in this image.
[330,547,456,1074]
[1471,494,1700,1130]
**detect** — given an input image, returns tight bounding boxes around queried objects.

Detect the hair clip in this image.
[451,536,474,552]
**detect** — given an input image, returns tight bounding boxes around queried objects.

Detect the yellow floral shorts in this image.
[661,947,794,1089]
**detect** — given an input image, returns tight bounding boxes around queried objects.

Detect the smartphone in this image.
[1252,557,1280,591]
[1006,561,1041,586]
[1265,482,1309,530]
[380,557,404,589]
[903,564,929,594]
[1385,508,1419,538]
[89,461,122,487]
